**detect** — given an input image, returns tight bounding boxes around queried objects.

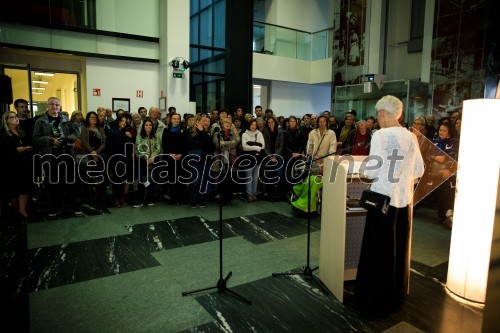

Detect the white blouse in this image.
[362,127,424,208]
[242,130,265,152]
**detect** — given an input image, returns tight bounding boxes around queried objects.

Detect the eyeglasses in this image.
[48,103,61,106]
[8,115,19,119]
[413,122,425,126]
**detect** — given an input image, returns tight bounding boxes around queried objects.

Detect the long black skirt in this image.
[355,205,411,315]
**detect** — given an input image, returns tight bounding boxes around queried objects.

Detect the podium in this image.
[318,156,370,302]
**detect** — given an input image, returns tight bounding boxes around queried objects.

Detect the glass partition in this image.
[253,21,333,61]
[312,30,328,60]
[334,80,430,124]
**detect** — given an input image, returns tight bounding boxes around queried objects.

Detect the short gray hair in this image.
[356,120,367,127]
[375,95,402,119]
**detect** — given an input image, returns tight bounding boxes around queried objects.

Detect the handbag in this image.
[359,188,391,214]
[359,134,414,214]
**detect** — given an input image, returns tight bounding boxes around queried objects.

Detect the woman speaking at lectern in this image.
[356,95,424,317]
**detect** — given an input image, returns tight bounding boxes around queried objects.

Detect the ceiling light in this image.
[32,87,46,90]
[32,80,48,84]
[32,92,43,95]
[35,72,55,76]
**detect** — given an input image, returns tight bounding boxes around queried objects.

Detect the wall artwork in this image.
[430,0,493,119]
[159,97,166,111]
[332,0,367,90]
[112,98,130,112]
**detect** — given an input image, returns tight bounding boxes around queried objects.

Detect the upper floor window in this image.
[0,0,96,29]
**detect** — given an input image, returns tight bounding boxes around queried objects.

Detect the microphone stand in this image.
[182,130,251,304]
[272,150,339,295]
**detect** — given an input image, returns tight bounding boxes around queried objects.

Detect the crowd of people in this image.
[0,97,459,227]
[411,110,461,228]
[0,95,463,322]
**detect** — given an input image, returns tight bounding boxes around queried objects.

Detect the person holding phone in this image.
[0,111,34,220]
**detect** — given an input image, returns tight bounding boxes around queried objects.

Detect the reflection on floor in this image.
[0,200,482,332]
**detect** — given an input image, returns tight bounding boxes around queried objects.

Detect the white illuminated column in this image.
[446,99,500,304]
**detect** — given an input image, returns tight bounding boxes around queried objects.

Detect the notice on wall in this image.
[93,88,101,96]
[136,90,143,98]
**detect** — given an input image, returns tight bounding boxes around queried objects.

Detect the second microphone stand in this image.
[272,151,338,295]
[182,131,251,304]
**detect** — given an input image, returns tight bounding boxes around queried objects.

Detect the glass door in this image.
[2,64,80,117]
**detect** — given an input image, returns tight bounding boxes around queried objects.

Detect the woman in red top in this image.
[345,120,371,155]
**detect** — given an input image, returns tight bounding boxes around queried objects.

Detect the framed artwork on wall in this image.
[112,98,130,112]
[159,97,166,111]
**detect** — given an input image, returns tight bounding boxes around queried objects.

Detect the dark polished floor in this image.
[0,197,482,332]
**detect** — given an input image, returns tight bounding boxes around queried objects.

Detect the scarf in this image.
[339,125,352,143]
[170,125,180,132]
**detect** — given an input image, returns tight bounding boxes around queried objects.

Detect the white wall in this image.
[96,0,159,37]
[253,53,332,84]
[268,81,331,117]
[86,58,159,113]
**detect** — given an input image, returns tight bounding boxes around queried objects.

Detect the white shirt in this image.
[306,128,337,158]
[362,127,424,208]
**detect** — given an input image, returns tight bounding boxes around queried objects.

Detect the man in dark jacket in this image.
[33,97,81,216]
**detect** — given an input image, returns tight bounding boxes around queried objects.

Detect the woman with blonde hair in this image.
[185,114,213,207]
[0,111,34,219]
[70,111,84,137]
[212,117,240,205]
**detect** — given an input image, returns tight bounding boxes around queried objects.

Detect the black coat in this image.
[162,127,187,155]
[185,128,214,159]
[283,127,305,159]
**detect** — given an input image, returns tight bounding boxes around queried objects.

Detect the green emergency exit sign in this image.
[173,72,184,78]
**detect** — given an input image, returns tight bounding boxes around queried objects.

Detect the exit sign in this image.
[173,72,184,79]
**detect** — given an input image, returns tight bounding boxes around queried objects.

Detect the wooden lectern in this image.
[319,155,370,302]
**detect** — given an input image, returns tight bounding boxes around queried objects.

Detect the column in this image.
[225,0,254,113]
[159,0,190,114]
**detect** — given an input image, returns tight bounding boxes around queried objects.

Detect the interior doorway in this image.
[252,79,269,112]
[4,66,80,117]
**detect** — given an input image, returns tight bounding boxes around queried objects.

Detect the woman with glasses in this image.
[1,111,34,220]
[411,117,427,135]
[345,120,372,156]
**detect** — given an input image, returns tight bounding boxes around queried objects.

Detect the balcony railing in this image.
[253,21,333,61]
